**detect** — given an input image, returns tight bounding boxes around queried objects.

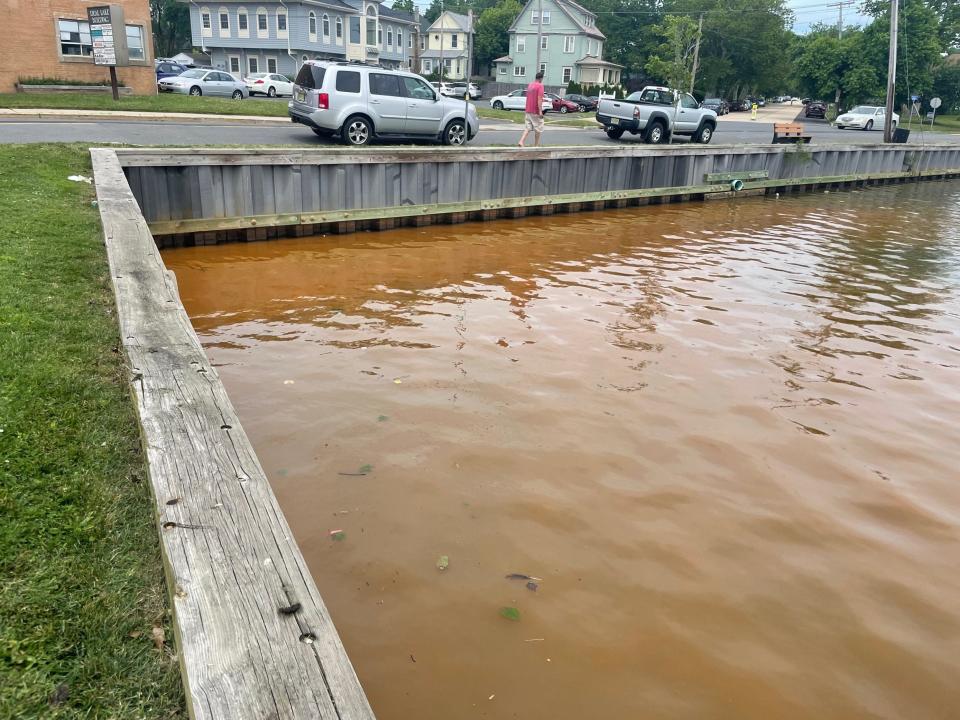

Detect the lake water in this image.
[163,181,960,720]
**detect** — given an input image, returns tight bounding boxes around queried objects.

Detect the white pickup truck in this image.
[596,86,718,144]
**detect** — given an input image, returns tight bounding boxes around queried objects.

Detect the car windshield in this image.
[704,98,720,103]
[849,106,877,114]
[180,69,206,79]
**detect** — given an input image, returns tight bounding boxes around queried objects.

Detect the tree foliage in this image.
[474,0,523,70]
[645,15,700,91]
[389,0,417,13]
[150,0,191,58]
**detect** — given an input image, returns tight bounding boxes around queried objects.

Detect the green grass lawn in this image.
[0,144,184,719]
[477,105,601,128]
[922,114,960,133]
[0,92,288,117]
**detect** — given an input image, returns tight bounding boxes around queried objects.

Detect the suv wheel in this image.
[443,119,467,146]
[342,116,372,146]
[189,86,202,96]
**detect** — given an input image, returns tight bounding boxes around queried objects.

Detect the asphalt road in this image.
[1,112,956,147]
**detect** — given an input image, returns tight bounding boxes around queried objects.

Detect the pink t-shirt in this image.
[525,81,544,114]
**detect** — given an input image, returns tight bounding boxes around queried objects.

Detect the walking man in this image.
[518,71,545,148]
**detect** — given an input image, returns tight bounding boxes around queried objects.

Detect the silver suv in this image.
[289,61,479,146]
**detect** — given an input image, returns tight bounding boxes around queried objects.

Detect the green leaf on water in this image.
[330,530,346,542]
[358,464,373,474]
[436,555,449,571]
[499,606,520,622]
[377,415,389,422]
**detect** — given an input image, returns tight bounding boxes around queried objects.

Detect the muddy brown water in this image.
[163,182,960,720]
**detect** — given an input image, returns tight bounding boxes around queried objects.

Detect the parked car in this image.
[836,105,899,131]
[596,85,717,144]
[158,68,247,98]
[244,72,293,97]
[446,82,482,99]
[544,93,579,114]
[288,61,479,146]
[729,99,749,111]
[700,97,728,115]
[564,93,597,112]
[489,89,552,113]
[804,101,827,118]
[431,82,459,98]
[155,61,188,84]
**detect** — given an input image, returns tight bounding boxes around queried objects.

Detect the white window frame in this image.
[498,64,507,75]
[276,8,287,39]
[540,35,547,50]
[531,11,539,24]
[229,55,241,74]
[266,56,277,73]
[539,62,546,75]
[451,33,458,48]
[125,24,146,61]
[248,56,259,74]
[423,59,432,72]
[408,31,412,48]
[336,17,343,43]
[200,7,212,37]
[542,10,551,24]
[563,35,575,53]
[308,11,317,40]
[397,29,402,50]
[387,28,392,47]
[597,42,603,57]
[562,66,572,83]
[237,7,249,37]
[516,35,525,53]
[322,14,330,40]
[218,7,230,36]
[514,65,525,76]
[256,7,268,38]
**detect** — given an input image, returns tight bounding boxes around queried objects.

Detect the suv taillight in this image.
[317,92,329,110]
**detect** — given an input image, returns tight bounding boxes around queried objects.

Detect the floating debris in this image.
[526,581,539,592]
[329,529,346,541]
[505,573,542,582]
[499,606,521,621]
[378,415,389,422]
[339,464,373,477]
[436,555,449,571]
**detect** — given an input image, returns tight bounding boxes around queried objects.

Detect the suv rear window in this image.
[295,64,326,90]
[335,71,361,93]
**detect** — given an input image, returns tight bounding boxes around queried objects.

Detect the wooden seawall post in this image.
[91,148,376,720]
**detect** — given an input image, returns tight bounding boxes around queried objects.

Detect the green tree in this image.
[931,62,960,113]
[474,0,522,71]
[390,0,417,13]
[150,0,191,58]
[645,15,700,90]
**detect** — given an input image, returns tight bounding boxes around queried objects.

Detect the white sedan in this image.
[244,72,293,97]
[836,105,899,131]
[489,89,552,112]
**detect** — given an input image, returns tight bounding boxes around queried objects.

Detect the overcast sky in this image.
[788,0,871,34]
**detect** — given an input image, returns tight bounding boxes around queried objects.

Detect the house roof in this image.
[379,3,417,23]
[575,55,622,68]
[508,0,604,40]
[446,11,473,31]
[302,0,358,12]
[493,55,512,63]
[418,48,470,59]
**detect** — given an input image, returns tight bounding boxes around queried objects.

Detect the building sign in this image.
[87,5,129,67]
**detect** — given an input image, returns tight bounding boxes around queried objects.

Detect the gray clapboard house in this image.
[182,0,418,78]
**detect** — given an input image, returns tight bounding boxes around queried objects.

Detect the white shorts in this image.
[524,113,544,132]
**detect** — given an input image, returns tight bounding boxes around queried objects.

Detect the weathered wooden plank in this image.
[90,148,376,720]
[705,170,769,182]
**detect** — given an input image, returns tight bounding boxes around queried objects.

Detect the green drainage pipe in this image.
[730,179,745,191]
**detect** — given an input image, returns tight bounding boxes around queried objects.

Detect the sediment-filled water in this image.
[163,181,960,720]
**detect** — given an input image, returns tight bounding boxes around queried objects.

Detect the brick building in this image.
[0,0,157,94]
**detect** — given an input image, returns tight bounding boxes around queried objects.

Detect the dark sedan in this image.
[805,101,827,119]
[564,93,598,112]
[701,97,728,115]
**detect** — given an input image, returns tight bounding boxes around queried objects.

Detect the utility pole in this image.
[535,0,543,79]
[412,8,421,74]
[826,0,854,39]
[689,13,703,93]
[438,0,444,85]
[883,0,898,142]
[464,10,473,125]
